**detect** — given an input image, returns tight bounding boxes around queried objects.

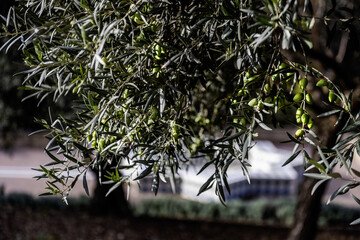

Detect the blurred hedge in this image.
[1,193,359,226]
[132,197,360,226]
[0,192,90,211]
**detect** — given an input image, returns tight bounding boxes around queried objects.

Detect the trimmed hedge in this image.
[132,197,360,226]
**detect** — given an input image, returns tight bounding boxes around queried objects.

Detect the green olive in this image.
[305,93,313,105]
[295,129,305,138]
[316,79,328,87]
[307,118,314,129]
[98,138,105,152]
[299,77,308,90]
[92,131,98,140]
[152,67,160,74]
[239,118,246,126]
[293,93,303,102]
[133,12,144,24]
[301,113,309,125]
[92,140,97,148]
[248,98,258,107]
[171,124,179,140]
[264,83,271,94]
[296,108,303,118]
[328,90,336,103]
[264,97,272,103]
[110,136,116,144]
[279,63,288,69]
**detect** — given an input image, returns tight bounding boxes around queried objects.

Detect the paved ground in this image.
[0,147,96,197]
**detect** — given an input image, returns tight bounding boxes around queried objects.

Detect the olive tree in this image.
[2,0,360,239]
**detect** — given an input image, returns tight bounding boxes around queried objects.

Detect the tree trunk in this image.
[90,167,132,217]
[286,158,328,240]
[287,116,344,240]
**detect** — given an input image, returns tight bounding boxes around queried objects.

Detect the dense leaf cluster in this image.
[2,0,360,216]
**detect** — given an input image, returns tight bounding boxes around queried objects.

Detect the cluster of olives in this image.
[292,76,314,139]
[87,130,116,152]
[316,79,340,103]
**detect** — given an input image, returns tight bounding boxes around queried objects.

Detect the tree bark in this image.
[286,158,328,240]
[90,167,132,217]
[287,114,348,240]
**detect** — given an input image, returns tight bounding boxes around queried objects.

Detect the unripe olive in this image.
[98,138,105,152]
[171,125,179,140]
[296,108,303,118]
[271,74,279,81]
[286,72,294,78]
[299,77,308,90]
[296,117,302,124]
[239,117,246,127]
[264,97,272,103]
[301,113,309,125]
[316,79,328,87]
[248,98,258,107]
[279,63,288,69]
[293,93,303,102]
[295,129,305,138]
[122,89,129,98]
[328,90,336,103]
[133,12,144,24]
[154,55,163,61]
[305,93,313,105]
[92,140,97,148]
[92,131,98,140]
[307,118,314,129]
[87,135,92,142]
[152,67,160,74]
[264,83,271,94]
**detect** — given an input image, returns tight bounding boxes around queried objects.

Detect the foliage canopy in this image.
[2,0,360,221]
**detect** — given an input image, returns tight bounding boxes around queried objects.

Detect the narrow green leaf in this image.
[308,159,326,174]
[223,131,245,142]
[105,181,122,197]
[351,168,360,178]
[317,146,330,170]
[134,165,153,180]
[336,149,351,174]
[83,171,90,196]
[311,179,328,195]
[332,133,360,150]
[327,172,342,179]
[197,174,215,196]
[44,149,64,164]
[197,159,215,175]
[317,109,341,118]
[284,132,301,144]
[304,136,316,146]
[282,150,301,167]
[351,194,360,206]
[340,121,360,134]
[350,217,360,225]
[303,173,332,180]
